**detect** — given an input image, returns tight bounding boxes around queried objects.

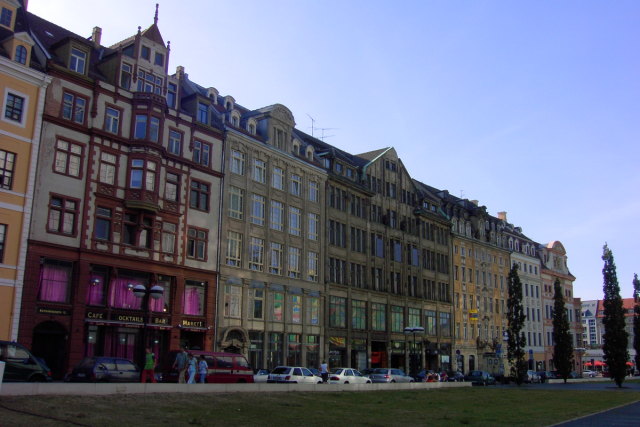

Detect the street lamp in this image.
[404,326,425,377]
[130,283,165,379]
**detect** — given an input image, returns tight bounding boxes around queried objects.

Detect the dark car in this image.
[68,357,140,382]
[464,370,496,386]
[0,340,52,382]
[447,371,465,382]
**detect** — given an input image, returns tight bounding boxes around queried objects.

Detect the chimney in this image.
[497,211,507,221]
[176,65,185,80]
[92,26,102,47]
[470,200,479,206]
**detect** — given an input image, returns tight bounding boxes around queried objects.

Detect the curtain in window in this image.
[148,286,166,312]
[182,286,202,315]
[108,277,143,309]
[116,332,136,359]
[38,264,70,302]
[86,274,104,305]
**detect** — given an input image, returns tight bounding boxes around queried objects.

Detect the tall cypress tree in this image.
[507,263,527,385]
[552,278,574,383]
[632,274,640,374]
[601,244,628,388]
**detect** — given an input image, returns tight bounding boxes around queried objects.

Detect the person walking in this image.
[173,346,188,383]
[320,360,329,383]
[140,347,157,383]
[187,353,197,384]
[198,355,208,383]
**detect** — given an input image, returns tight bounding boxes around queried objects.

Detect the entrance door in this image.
[32,321,67,379]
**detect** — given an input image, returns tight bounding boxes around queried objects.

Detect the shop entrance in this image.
[32,321,67,379]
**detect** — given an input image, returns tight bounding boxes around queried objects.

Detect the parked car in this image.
[369,368,414,383]
[327,368,372,384]
[447,371,466,382]
[162,351,254,383]
[308,367,322,379]
[360,368,375,378]
[414,369,440,382]
[0,340,53,382]
[267,366,322,384]
[464,370,496,386]
[526,370,541,383]
[253,369,270,383]
[582,370,597,378]
[68,356,140,382]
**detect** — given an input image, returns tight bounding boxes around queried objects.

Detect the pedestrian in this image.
[140,347,157,383]
[198,355,208,383]
[172,346,188,383]
[320,360,329,383]
[187,353,197,384]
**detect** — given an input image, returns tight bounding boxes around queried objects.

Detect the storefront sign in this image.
[151,317,169,325]
[112,314,144,324]
[181,319,204,328]
[329,337,346,348]
[469,309,478,323]
[86,311,106,320]
[37,307,70,316]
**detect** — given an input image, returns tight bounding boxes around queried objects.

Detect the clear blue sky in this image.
[29,0,640,301]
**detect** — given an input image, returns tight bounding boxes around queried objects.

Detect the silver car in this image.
[267,366,323,384]
[368,368,414,383]
[327,368,372,384]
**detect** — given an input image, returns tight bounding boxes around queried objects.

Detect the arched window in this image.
[508,238,514,250]
[15,45,27,64]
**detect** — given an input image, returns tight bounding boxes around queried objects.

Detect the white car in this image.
[267,366,322,384]
[582,370,597,378]
[327,368,372,384]
[253,369,270,383]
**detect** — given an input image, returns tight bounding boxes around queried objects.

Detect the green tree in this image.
[633,274,640,373]
[507,263,527,385]
[552,278,574,383]
[601,244,629,388]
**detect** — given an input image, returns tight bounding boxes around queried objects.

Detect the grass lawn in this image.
[1,387,639,426]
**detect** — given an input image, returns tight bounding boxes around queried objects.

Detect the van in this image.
[0,340,53,382]
[163,350,254,383]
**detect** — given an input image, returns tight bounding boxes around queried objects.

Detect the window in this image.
[190,180,209,211]
[166,82,177,109]
[226,231,242,267]
[4,92,25,123]
[129,159,156,190]
[269,242,283,275]
[391,306,404,332]
[197,102,208,124]
[104,107,120,134]
[372,303,386,331]
[425,310,437,335]
[133,114,160,142]
[0,150,16,189]
[168,130,182,155]
[62,92,86,124]
[122,213,153,248]
[253,159,266,183]
[269,200,284,231]
[307,213,319,240]
[54,140,83,177]
[271,167,284,190]
[0,224,6,262]
[329,296,346,328]
[230,150,245,175]
[290,174,301,196]
[408,308,421,329]
[99,152,116,185]
[141,46,151,60]
[69,47,87,74]
[164,172,179,202]
[287,247,301,278]
[309,181,319,202]
[192,141,211,167]
[228,186,244,219]
[288,207,301,236]
[94,207,112,240]
[154,52,164,66]
[15,45,27,65]
[250,194,266,226]
[439,312,451,337]
[1,7,12,27]
[291,296,302,324]
[161,222,176,253]
[248,237,265,271]
[38,261,72,303]
[120,63,132,89]
[272,292,284,321]
[223,285,241,318]
[187,227,207,260]
[249,289,264,319]
[183,280,205,316]
[307,251,318,282]
[47,195,78,235]
[352,300,366,329]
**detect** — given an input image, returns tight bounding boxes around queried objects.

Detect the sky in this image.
[27,0,640,302]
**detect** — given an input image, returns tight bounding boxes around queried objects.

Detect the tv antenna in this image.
[307,114,338,140]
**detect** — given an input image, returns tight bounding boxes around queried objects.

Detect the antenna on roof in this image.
[460,190,465,199]
[154,3,159,25]
[319,128,337,141]
[307,114,316,137]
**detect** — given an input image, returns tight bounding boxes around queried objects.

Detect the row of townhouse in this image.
[0,2,582,379]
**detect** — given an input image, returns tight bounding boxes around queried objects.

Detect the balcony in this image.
[125,189,159,212]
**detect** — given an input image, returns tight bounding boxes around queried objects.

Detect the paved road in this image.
[552,400,640,426]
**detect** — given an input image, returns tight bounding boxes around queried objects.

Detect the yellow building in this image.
[0,0,51,340]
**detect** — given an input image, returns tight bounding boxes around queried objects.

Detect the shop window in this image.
[183,280,205,316]
[38,261,72,303]
[86,268,108,306]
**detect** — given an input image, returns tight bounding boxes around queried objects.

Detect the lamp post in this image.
[404,326,425,377]
[130,283,164,375]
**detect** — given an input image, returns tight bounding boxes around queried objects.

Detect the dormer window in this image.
[69,47,87,74]
[197,102,208,124]
[292,141,300,155]
[15,45,27,65]
[248,123,256,135]
[306,146,314,160]
[335,163,343,174]
[0,7,12,28]
[154,52,164,66]
[137,69,162,94]
[141,45,151,60]
[120,63,132,90]
[230,111,240,127]
[166,83,177,109]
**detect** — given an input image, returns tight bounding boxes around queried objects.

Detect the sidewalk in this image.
[552,400,640,426]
